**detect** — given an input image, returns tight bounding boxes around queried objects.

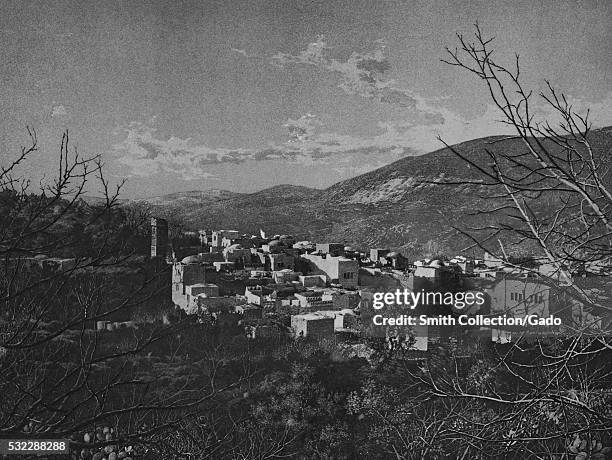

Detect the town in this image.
[151,218,611,352]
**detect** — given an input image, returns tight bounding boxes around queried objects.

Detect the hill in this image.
[140,127,612,258]
[141,189,243,206]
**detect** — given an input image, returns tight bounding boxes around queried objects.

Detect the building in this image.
[211,230,240,248]
[291,313,335,338]
[187,283,219,298]
[293,240,316,252]
[370,248,390,263]
[223,244,252,263]
[449,256,475,274]
[150,217,168,258]
[173,282,220,313]
[183,283,219,313]
[488,276,550,317]
[380,251,409,269]
[299,274,326,288]
[213,261,235,272]
[294,291,334,310]
[172,256,207,306]
[316,243,345,257]
[268,253,294,271]
[273,269,300,284]
[198,229,212,246]
[314,309,355,330]
[235,304,263,320]
[245,286,266,306]
[301,253,359,288]
[413,259,446,279]
[250,269,271,279]
[323,289,360,310]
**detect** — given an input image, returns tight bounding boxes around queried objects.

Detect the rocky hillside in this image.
[137,127,612,259]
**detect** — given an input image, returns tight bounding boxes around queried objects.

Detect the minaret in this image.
[150,217,169,258]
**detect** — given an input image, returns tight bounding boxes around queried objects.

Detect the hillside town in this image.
[152,218,612,352]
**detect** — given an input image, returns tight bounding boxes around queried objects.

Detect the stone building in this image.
[301,253,359,289]
[488,276,550,317]
[316,243,345,257]
[211,230,240,248]
[150,217,168,258]
[291,313,335,338]
[370,248,390,263]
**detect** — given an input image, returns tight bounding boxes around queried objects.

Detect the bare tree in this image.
[439,23,612,321]
[0,130,251,457]
[368,23,612,458]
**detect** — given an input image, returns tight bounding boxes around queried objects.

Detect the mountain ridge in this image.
[134,127,612,258]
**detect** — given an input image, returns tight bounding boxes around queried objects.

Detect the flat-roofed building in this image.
[315,309,355,330]
[299,274,326,288]
[301,253,359,288]
[211,230,240,248]
[370,248,390,262]
[235,304,263,320]
[268,253,295,271]
[488,276,550,317]
[273,269,300,284]
[316,243,345,257]
[291,313,334,338]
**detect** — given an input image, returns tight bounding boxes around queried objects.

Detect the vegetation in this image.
[1,25,610,459]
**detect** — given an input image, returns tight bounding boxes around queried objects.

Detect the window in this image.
[343,272,355,279]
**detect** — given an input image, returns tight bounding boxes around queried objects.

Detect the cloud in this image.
[283,113,320,142]
[51,105,69,117]
[270,36,422,109]
[113,90,612,182]
[112,115,421,180]
[113,122,255,180]
[230,47,258,58]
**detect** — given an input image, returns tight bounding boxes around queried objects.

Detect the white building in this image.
[301,253,359,288]
[291,313,335,338]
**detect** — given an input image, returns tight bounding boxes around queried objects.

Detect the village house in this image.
[213,261,235,272]
[235,304,263,320]
[488,276,550,317]
[272,269,300,284]
[301,253,359,289]
[299,274,327,288]
[211,230,240,248]
[292,240,316,252]
[316,243,345,257]
[370,248,390,263]
[180,283,221,313]
[294,291,334,311]
[268,253,295,271]
[291,313,335,338]
[313,309,356,330]
[223,244,252,263]
[198,229,211,245]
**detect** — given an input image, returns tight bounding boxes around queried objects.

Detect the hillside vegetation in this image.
[137,127,612,258]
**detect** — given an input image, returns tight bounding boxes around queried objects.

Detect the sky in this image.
[1,0,611,198]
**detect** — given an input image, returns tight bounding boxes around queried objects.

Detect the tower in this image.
[151,217,168,258]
